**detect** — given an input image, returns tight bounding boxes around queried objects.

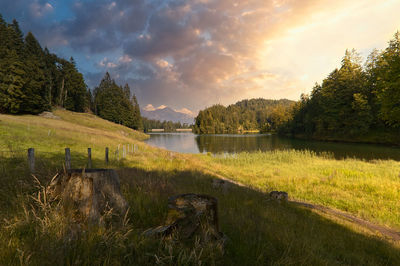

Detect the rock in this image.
[269,191,288,201]
[38,111,60,119]
[144,194,224,243]
[48,169,128,224]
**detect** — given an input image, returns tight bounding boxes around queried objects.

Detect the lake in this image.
[145,133,400,161]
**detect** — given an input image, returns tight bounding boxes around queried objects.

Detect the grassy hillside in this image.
[0,110,399,265]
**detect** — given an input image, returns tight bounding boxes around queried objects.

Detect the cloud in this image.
[2,0,400,112]
[118,55,133,63]
[156,59,170,68]
[30,2,53,17]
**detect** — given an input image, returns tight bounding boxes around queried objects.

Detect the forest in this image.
[142,118,191,132]
[279,32,400,144]
[0,15,142,130]
[0,15,88,114]
[194,99,294,134]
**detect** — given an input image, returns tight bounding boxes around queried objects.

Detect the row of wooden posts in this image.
[27,144,138,172]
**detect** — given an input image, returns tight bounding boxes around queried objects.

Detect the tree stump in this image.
[48,169,128,224]
[144,194,224,243]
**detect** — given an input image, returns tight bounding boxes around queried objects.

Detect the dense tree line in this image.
[0,15,89,114]
[194,99,294,134]
[0,15,144,131]
[280,32,400,143]
[92,73,142,130]
[142,117,191,132]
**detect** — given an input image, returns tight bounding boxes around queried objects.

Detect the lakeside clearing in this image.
[0,110,399,264]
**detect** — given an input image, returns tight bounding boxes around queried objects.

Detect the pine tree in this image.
[131,92,142,130]
[8,19,24,56]
[0,18,26,113]
[94,73,142,129]
[0,49,25,113]
[20,32,49,114]
[63,58,87,112]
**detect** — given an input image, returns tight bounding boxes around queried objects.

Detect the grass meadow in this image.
[0,110,399,265]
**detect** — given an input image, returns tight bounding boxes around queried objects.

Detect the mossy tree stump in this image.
[145,194,224,243]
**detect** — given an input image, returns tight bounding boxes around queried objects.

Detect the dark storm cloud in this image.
[58,0,149,53]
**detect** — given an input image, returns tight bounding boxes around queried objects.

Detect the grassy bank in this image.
[0,110,399,264]
[202,151,400,230]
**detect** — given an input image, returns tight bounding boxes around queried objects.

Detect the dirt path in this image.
[292,200,400,241]
[202,167,400,242]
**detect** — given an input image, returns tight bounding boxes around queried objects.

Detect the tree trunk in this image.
[59,78,64,106]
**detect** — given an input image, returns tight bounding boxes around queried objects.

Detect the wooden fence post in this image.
[123,145,126,158]
[105,147,109,164]
[134,144,137,153]
[28,148,35,173]
[88,148,92,168]
[65,148,71,170]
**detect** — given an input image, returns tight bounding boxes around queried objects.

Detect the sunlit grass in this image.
[201,150,400,229]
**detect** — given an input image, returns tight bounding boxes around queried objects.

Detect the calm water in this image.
[145,133,400,161]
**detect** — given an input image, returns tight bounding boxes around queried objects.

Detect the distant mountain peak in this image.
[143,104,169,111]
[141,104,195,124]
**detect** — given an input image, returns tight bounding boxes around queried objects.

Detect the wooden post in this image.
[116,148,119,161]
[134,144,137,153]
[105,147,109,164]
[65,148,71,170]
[88,148,92,168]
[123,145,126,158]
[28,148,35,173]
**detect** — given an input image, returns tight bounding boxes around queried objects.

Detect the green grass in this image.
[202,151,400,230]
[0,110,399,265]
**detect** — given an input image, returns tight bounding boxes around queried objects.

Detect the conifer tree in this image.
[63,57,87,112]
[0,18,26,113]
[93,73,142,129]
[21,32,49,114]
[131,92,142,130]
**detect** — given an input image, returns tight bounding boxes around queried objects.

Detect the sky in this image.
[1,0,400,115]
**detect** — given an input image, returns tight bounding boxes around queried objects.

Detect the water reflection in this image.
[145,133,400,161]
[146,133,201,153]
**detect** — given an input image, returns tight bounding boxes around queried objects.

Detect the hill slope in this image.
[0,109,149,170]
